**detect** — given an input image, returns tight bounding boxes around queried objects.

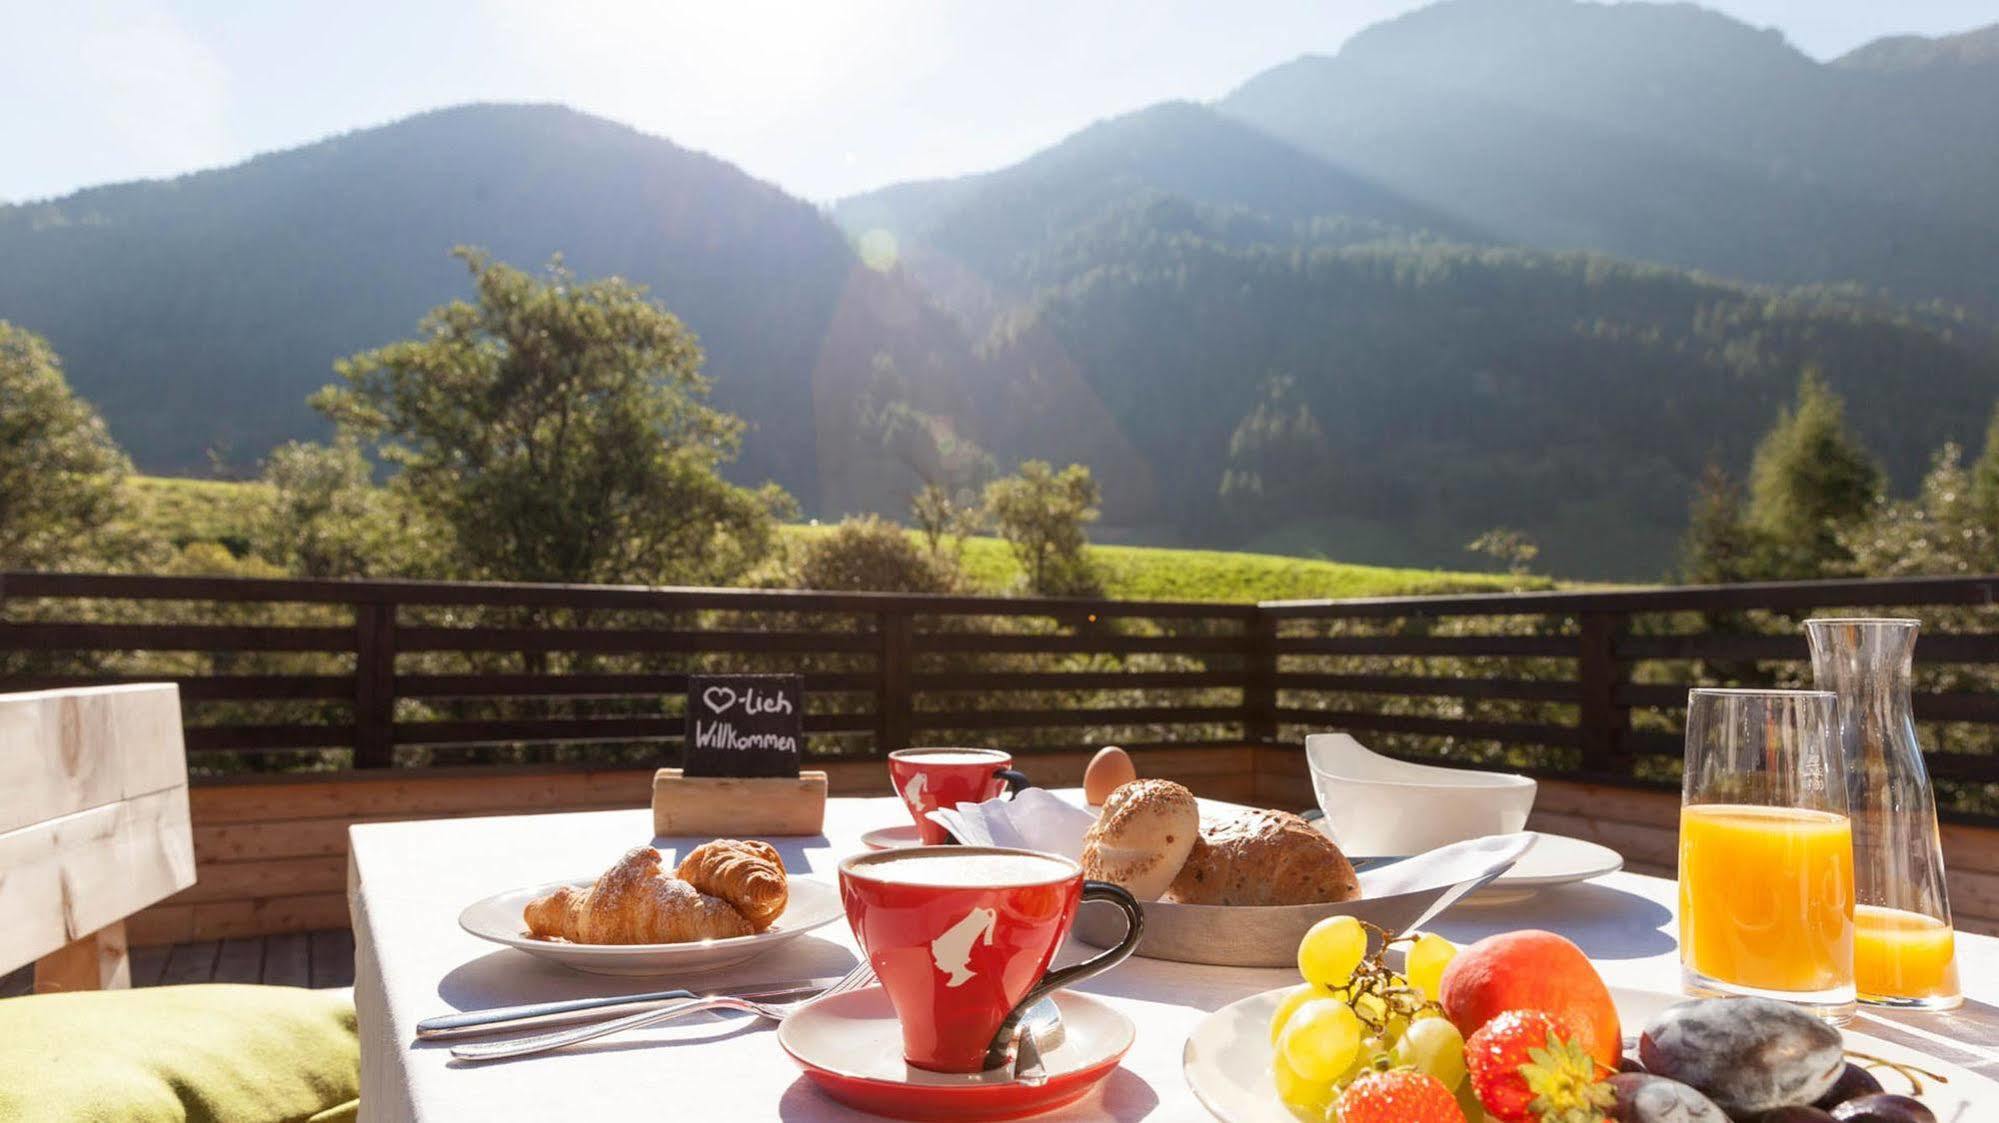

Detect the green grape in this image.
[1268,983,1323,1046]
[1297,915,1367,988]
[1271,1051,1334,1122]
[1337,1035,1388,1089]
[1392,1015,1468,1091]
[1278,998,1362,1083]
[1406,932,1458,1003]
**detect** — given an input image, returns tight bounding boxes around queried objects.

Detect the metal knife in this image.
[414,977,842,1041]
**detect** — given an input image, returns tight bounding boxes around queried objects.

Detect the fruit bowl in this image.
[1306,734,1536,857]
[1181,985,1997,1122]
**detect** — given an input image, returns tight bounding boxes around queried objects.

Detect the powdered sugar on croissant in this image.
[523,846,752,944]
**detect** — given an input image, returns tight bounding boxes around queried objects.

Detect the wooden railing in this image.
[6,571,1999,819]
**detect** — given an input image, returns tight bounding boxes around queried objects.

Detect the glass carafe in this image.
[1806,618,1961,1010]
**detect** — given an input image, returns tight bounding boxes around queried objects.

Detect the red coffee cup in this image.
[839,846,1143,1074]
[887,748,1031,844]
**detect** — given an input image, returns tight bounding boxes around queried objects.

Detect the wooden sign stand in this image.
[654,674,824,836]
[652,768,828,837]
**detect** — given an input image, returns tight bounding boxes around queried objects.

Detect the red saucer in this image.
[777,986,1133,1121]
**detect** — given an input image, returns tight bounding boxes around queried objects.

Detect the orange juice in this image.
[1854,905,1958,1000]
[1679,804,1855,994]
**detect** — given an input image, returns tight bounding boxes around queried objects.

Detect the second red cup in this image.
[888,747,1030,844]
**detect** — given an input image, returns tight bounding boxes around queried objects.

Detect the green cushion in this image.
[0,984,359,1123]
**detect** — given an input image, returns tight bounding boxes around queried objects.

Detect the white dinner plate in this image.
[1183,984,1999,1121]
[1464,832,1624,903]
[458,876,844,976]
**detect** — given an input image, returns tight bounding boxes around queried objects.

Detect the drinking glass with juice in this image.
[1678,689,1855,1021]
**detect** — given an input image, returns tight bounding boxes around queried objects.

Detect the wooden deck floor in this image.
[1,929,355,998]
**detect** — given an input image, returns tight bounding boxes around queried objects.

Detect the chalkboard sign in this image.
[683,674,804,778]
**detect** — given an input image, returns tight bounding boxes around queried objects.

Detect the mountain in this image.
[9,4,1999,579]
[1217,0,1999,314]
[1836,24,1999,71]
[0,103,964,503]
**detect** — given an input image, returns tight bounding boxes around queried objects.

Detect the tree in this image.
[793,516,958,593]
[1744,370,1882,579]
[1843,443,1994,578]
[1677,462,1761,584]
[257,436,438,578]
[0,322,139,570]
[1465,527,1540,577]
[984,461,1103,597]
[1967,403,1999,534]
[910,482,983,560]
[313,249,791,586]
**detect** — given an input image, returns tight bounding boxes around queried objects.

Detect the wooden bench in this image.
[0,685,196,992]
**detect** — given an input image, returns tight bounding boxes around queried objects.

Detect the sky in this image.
[4,0,1994,206]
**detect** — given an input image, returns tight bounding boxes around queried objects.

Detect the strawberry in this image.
[1464,1010,1615,1123]
[1336,1068,1467,1123]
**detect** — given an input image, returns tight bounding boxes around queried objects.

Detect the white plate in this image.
[1184,984,1999,1121]
[1465,833,1624,903]
[458,877,844,976]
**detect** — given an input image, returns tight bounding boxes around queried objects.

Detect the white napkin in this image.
[925,788,1096,860]
[931,789,1537,897]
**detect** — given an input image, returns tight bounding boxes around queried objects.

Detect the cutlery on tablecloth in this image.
[449,962,879,1062]
[415,976,847,1041]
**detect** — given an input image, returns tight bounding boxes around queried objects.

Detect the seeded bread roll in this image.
[1080,779,1200,901]
[1165,809,1359,906]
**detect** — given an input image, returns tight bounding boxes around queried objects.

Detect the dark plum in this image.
[1607,1073,1728,1122]
[1621,1053,1649,1073]
[1813,1064,1885,1109]
[1757,1109,1836,1122]
[1639,998,1844,1116]
[1829,1095,1937,1123]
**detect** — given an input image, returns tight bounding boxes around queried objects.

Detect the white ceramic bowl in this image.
[1305,733,1536,857]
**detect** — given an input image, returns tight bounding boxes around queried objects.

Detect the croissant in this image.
[676,840,788,932]
[524,847,752,944]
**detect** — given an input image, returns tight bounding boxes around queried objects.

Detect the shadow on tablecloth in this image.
[775,1064,1159,1121]
[432,937,862,1011]
[1428,882,1676,960]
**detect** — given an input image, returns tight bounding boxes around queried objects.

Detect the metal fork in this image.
[448,962,877,1063]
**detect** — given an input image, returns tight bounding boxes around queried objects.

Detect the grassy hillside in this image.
[126,475,1541,601]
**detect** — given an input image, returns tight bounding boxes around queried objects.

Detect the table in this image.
[350,796,1999,1121]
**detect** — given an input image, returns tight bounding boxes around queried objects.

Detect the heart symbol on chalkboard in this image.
[702,686,739,714]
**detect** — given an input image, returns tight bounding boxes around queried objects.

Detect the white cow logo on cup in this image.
[901,771,929,811]
[930,907,998,987]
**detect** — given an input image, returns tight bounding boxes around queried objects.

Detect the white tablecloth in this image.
[349,795,1999,1122]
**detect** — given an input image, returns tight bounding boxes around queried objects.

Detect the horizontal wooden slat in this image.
[0,675,355,701]
[1,570,1253,619]
[1277,673,1579,701]
[912,706,1243,731]
[1274,635,1574,657]
[912,670,1246,692]
[397,671,878,698]
[1619,632,1999,663]
[390,711,874,747]
[913,632,1245,655]
[0,623,353,653]
[1262,574,1999,618]
[1618,682,1999,723]
[1274,708,1579,747]
[396,626,877,654]
[184,725,356,752]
